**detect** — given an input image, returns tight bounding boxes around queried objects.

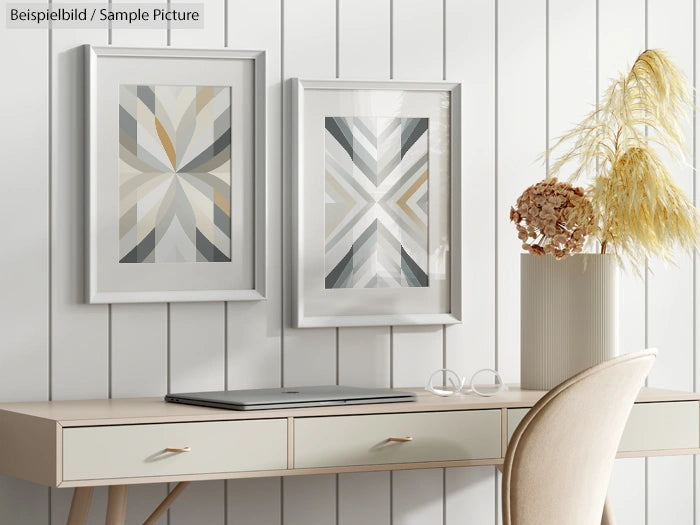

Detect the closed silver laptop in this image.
[165,385,416,411]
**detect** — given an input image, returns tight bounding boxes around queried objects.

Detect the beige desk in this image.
[0,387,698,524]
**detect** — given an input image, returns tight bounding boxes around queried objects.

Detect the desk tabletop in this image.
[0,386,697,427]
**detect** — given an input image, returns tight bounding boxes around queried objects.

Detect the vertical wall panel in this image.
[172,0,225,48]
[282,1,338,522]
[50,1,109,521]
[169,304,225,393]
[391,0,444,387]
[338,328,391,386]
[167,0,227,395]
[0,0,49,405]
[335,5,393,518]
[391,3,445,522]
[51,0,109,402]
[51,487,109,525]
[496,0,547,384]
[122,485,168,524]
[169,480,225,525]
[336,0,392,390]
[168,3,228,523]
[226,0,283,392]
[598,0,647,358]
[646,1,695,523]
[283,474,336,525]
[111,304,167,397]
[227,478,281,524]
[108,15,169,524]
[338,472,391,525]
[0,2,50,521]
[390,0,444,391]
[646,0,694,390]
[392,0,443,80]
[338,0,391,79]
[167,6,227,395]
[444,0,498,516]
[110,1,167,47]
[446,467,496,525]
[598,1,647,521]
[392,327,443,387]
[648,455,695,524]
[282,0,337,389]
[168,304,226,525]
[548,0,596,154]
[108,0,169,405]
[393,469,443,525]
[226,1,284,522]
[444,0,496,378]
[609,458,646,525]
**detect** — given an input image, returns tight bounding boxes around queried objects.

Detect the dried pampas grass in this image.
[546,49,700,270]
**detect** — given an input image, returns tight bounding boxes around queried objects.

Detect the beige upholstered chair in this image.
[502,349,656,525]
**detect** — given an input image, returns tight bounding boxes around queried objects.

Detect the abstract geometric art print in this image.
[324,116,429,289]
[118,85,232,263]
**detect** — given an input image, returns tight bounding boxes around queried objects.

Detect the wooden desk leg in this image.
[143,482,191,525]
[601,493,616,525]
[105,485,129,525]
[67,487,94,525]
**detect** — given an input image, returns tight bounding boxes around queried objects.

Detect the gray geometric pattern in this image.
[324,116,429,289]
[119,84,232,263]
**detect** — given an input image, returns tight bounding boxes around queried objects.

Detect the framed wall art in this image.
[86,46,266,303]
[292,79,462,327]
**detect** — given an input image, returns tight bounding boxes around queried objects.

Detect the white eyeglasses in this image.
[425,368,507,397]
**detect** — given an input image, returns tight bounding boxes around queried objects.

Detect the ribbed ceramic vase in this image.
[520,253,619,390]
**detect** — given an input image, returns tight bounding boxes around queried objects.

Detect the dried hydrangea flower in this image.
[510,178,593,259]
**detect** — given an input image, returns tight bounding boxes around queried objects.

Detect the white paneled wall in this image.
[646,1,696,521]
[0,1,698,524]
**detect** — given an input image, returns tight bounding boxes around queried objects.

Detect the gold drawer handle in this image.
[165,446,191,453]
[388,436,413,443]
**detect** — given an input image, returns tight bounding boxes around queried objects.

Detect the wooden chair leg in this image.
[601,493,616,525]
[67,487,94,525]
[143,482,191,525]
[105,485,129,525]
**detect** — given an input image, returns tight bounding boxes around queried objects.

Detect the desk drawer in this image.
[63,419,286,481]
[619,402,699,452]
[294,410,500,469]
[507,401,699,453]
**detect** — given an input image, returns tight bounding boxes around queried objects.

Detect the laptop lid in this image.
[165,385,416,410]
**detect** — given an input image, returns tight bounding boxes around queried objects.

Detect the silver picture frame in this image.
[86,46,266,303]
[292,79,462,327]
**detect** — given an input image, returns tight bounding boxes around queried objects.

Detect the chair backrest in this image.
[502,349,656,525]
